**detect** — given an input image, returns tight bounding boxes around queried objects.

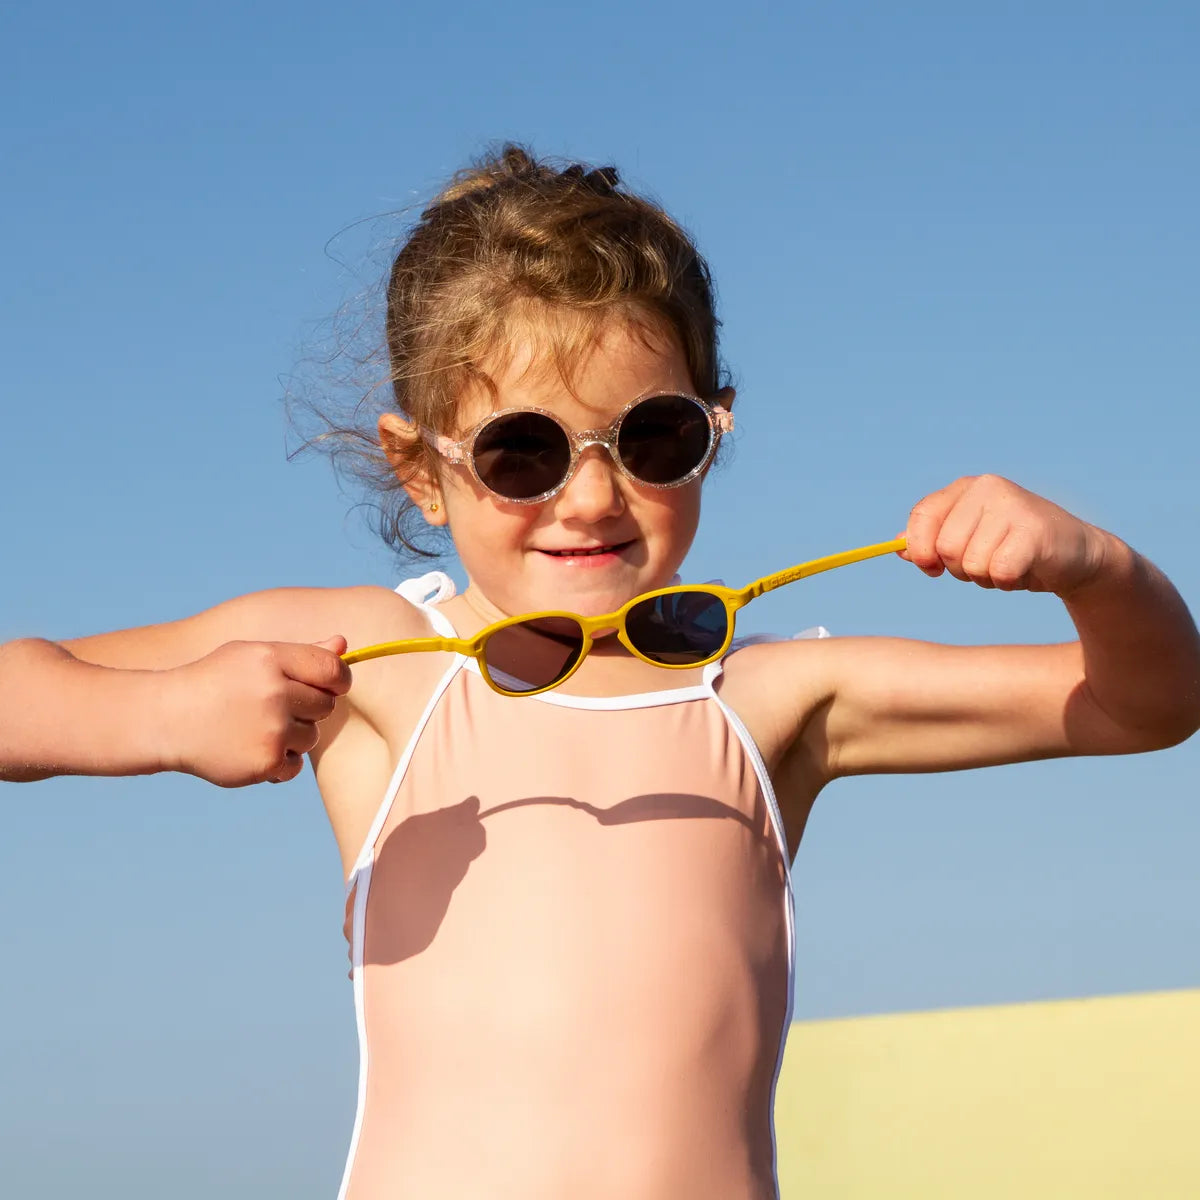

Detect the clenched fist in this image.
[164,636,352,786]
[900,475,1113,596]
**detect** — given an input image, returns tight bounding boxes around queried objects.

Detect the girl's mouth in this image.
[537,541,634,565]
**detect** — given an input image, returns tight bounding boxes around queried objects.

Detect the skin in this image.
[2,318,1198,873]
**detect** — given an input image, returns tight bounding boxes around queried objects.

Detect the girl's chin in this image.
[508,569,662,617]
[544,582,673,620]
[469,552,680,619]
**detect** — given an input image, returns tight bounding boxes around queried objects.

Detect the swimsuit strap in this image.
[395,570,458,638]
[394,569,456,605]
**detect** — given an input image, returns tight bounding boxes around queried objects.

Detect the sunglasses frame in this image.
[343,538,907,697]
[421,391,734,504]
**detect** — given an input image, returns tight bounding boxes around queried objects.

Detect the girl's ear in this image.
[714,385,736,411]
[378,413,448,527]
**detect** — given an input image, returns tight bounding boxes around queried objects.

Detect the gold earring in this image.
[429,502,440,513]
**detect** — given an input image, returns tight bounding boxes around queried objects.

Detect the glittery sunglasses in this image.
[422,392,734,503]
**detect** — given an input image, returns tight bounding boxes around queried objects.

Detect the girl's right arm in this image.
[0,588,362,787]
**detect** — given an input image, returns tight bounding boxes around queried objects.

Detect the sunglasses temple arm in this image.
[739,537,908,601]
[341,636,472,666]
[342,540,907,664]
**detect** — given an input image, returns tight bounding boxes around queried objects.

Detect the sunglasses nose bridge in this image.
[572,428,620,453]
[566,429,624,477]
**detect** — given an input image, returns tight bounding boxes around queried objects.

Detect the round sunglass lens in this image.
[616,394,713,486]
[472,412,572,500]
[482,617,586,694]
[624,592,729,665]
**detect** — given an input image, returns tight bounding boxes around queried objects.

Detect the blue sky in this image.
[2,1,1198,1195]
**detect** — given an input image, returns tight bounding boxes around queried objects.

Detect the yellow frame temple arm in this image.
[739,537,907,601]
[342,537,906,667]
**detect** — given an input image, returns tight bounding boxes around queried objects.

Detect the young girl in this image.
[2,145,1198,1200]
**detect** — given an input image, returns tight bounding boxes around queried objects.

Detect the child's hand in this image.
[900,475,1110,596]
[166,636,352,786]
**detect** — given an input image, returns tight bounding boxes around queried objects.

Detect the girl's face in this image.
[389,319,725,624]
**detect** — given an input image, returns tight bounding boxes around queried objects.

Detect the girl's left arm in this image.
[784,475,1200,780]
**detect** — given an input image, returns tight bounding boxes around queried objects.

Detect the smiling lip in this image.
[537,540,634,562]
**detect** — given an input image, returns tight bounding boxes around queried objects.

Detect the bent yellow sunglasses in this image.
[342,537,906,698]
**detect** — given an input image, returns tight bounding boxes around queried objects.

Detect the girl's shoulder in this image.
[224,582,431,649]
[61,583,431,673]
[715,635,832,739]
[718,628,835,693]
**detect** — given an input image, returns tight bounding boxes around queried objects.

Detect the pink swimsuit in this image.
[338,574,797,1200]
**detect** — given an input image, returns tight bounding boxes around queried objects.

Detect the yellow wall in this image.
[774,989,1200,1199]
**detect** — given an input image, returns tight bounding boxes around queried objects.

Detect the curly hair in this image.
[298,143,728,558]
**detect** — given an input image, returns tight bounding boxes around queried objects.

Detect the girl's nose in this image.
[553,446,625,522]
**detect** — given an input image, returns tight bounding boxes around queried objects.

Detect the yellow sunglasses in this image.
[343,538,906,697]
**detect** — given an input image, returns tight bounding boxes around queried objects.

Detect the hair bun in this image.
[500,145,536,176]
[558,163,620,195]
[584,165,620,193]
